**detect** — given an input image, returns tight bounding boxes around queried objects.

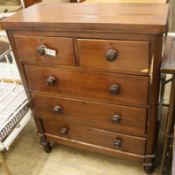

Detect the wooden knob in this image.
[60,127,69,136]
[37,44,46,56]
[112,115,121,124]
[109,84,120,95]
[53,105,62,113]
[106,49,118,62]
[46,76,56,86]
[113,138,122,148]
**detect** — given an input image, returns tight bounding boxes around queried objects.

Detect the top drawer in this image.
[77,39,150,75]
[13,35,76,66]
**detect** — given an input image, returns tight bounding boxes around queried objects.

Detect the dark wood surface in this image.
[161,36,175,74]
[25,65,149,107]
[3,3,169,173]
[23,0,41,7]
[78,39,149,75]
[1,3,168,34]
[46,134,145,161]
[32,93,147,137]
[43,120,146,155]
[13,35,76,66]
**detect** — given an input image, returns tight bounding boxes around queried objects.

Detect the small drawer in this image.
[32,94,147,136]
[13,35,76,66]
[77,39,150,74]
[25,65,148,106]
[43,120,146,155]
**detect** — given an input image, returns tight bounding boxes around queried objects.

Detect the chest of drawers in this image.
[2,3,168,173]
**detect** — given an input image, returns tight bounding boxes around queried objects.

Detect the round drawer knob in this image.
[113,138,122,148]
[109,84,120,95]
[112,115,121,124]
[53,105,62,113]
[37,44,46,56]
[106,49,118,62]
[60,127,69,136]
[46,76,56,86]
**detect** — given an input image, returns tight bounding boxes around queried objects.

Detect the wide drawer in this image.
[25,65,148,106]
[42,120,146,155]
[13,35,76,66]
[32,94,147,136]
[77,39,149,75]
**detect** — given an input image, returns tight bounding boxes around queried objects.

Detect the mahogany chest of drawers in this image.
[2,3,168,173]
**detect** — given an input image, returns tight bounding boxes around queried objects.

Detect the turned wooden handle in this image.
[113,138,122,148]
[112,115,121,124]
[60,127,69,136]
[37,44,46,56]
[106,49,118,62]
[46,76,56,86]
[109,84,120,95]
[53,105,62,113]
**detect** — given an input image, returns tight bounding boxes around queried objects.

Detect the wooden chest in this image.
[2,3,168,173]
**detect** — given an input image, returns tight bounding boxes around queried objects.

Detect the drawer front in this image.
[43,120,146,155]
[13,35,76,66]
[77,39,149,74]
[32,94,147,136]
[25,65,148,106]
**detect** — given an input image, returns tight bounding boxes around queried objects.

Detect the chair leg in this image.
[0,152,12,175]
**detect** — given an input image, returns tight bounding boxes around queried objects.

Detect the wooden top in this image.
[85,0,166,3]
[161,36,175,74]
[1,3,169,34]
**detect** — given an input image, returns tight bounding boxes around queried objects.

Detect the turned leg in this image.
[0,152,12,175]
[39,135,52,153]
[144,164,154,174]
[143,154,156,174]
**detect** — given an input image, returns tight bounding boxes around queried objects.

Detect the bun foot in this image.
[40,136,52,153]
[144,164,154,174]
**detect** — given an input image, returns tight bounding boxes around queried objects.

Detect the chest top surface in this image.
[2,2,168,34]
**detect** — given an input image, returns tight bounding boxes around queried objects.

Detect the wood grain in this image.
[13,35,76,66]
[32,93,147,137]
[78,39,149,74]
[25,65,149,107]
[43,120,146,155]
[1,3,169,34]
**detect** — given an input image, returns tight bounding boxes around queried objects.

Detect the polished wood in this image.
[32,93,147,136]
[2,3,168,173]
[43,120,146,155]
[1,3,169,34]
[23,0,41,7]
[77,39,149,74]
[46,134,144,161]
[13,35,76,66]
[25,65,149,106]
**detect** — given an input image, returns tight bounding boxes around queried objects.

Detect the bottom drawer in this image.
[42,120,146,155]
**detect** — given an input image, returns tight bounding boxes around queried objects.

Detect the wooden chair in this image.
[160,35,175,175]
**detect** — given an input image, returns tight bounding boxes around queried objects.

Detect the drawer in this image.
[32,94,147,136]
[43,120,146,155]
[13,35,76,66]
[25,65,148,106]
[77,39,150,74]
